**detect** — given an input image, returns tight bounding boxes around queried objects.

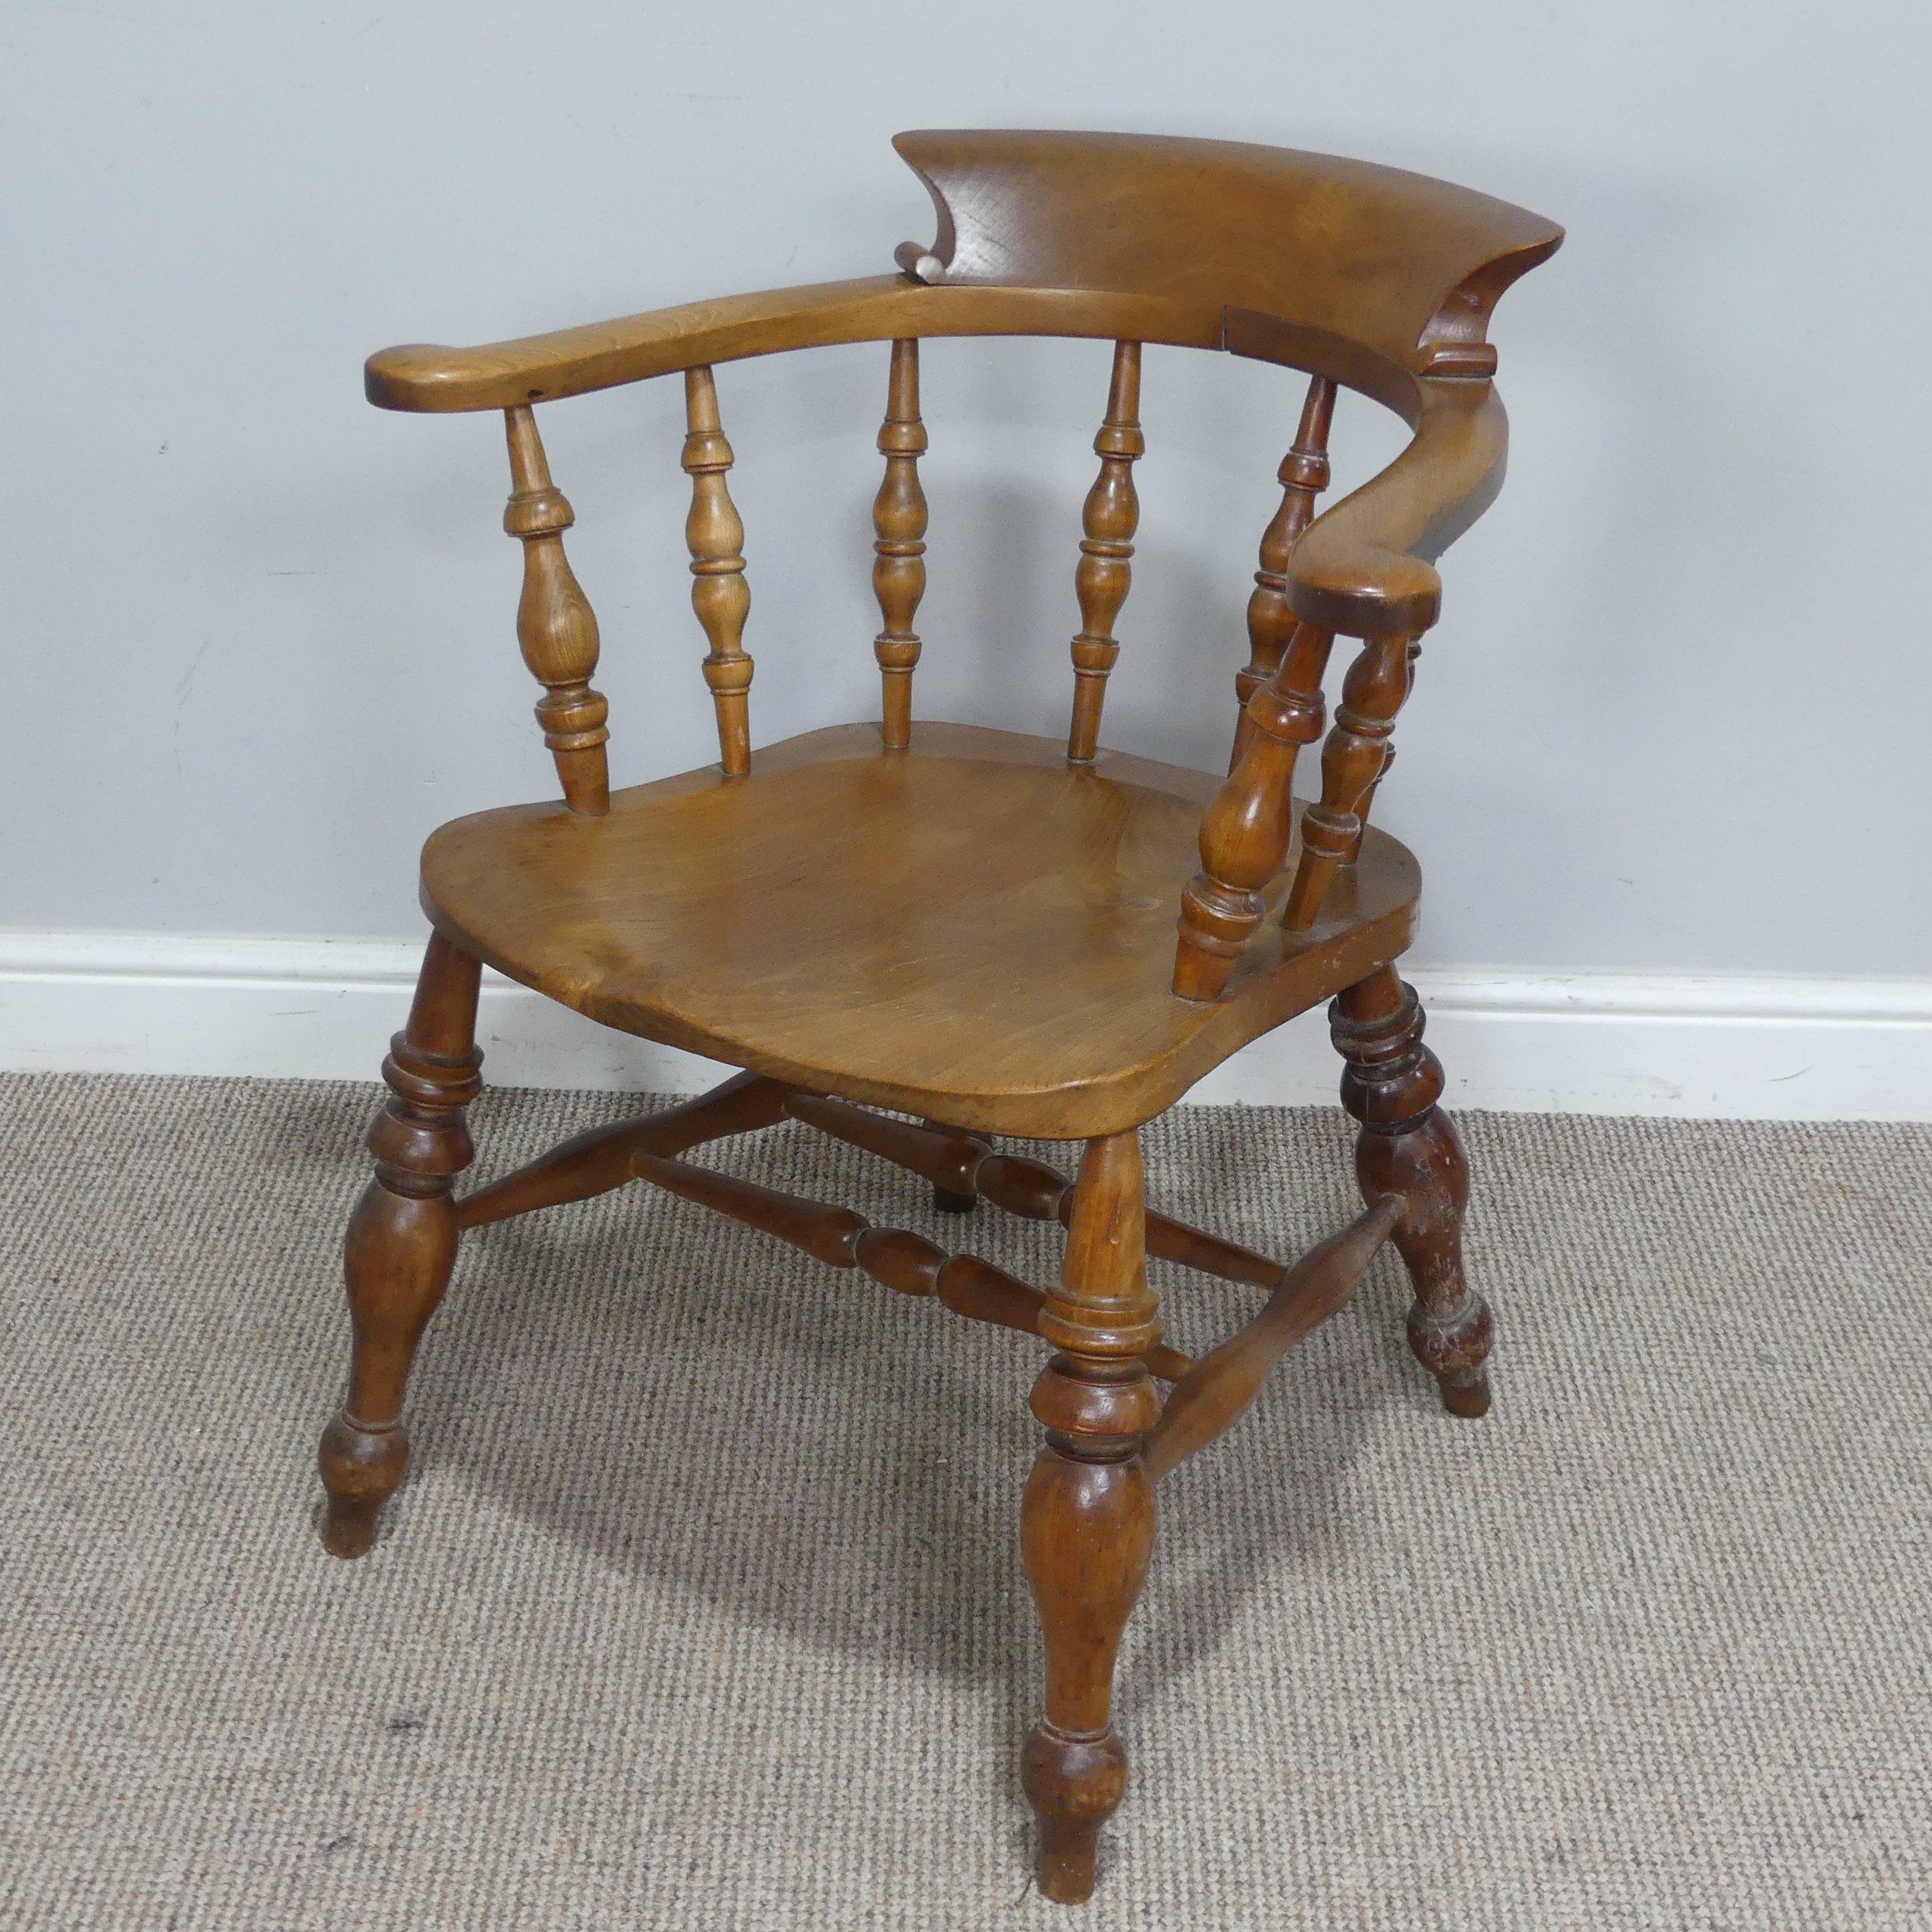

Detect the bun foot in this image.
[1022,1723,1127,1905]
[1407,1294,1494,1419]
[319,1492,383,1560]
[318,1411,407,1559]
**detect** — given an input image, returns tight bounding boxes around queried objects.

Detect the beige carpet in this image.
[2,1072,1927,1929]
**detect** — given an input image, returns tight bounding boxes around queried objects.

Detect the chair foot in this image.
[1408,1295,1494,1417]
[316,930,481,1556]
[931,1182,978,1215]
[1021,1723,1128,1904]
[317,1414,408,1558]
[1332,967,1493,1418]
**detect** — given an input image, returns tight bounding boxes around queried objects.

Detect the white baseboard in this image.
[1,931,1928,1121]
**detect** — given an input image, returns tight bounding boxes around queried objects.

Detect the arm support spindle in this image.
[502,406,611,814]
[1232,376,1335,767]
[1066,341,1143,763]
[872,338,929,748]
[682,365,754,775]
[1281,632,1420,930]
[1172,619,1336,1001]
[1141,1195,1400,1481]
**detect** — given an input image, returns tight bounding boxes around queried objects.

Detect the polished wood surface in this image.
[1284,632,1419,930]
[682,366,754,776]
[779,1094,1284,1287]
[1141,1195,1399,1481]
[1174,615,1339,1001]
[871,338,928,749]
[1333,968,1492,1416]
[1066,341,1143,764]
[629,1144,1190,1381]
[318,931,482,1557]
[320,128,1559,1906]
[366,132,1556,647]
[1232,376,1335,764]
[367,131,1559,407]
[1022,1131,1162,1903]
[418,722,1420,1139]
[502,406,610,814]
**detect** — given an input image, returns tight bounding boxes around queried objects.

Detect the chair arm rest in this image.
[365,275,923,412]
[1286,379,1510,638]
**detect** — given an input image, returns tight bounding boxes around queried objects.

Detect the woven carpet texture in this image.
[2,1073,1927,1929]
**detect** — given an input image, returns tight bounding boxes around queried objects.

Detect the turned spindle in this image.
[1281,632,1419,930]
[1339,640,1420,864]
[1022,1131,1162,1903]
[872,338,929,750]
[1172,619,1337,1001]
[502,406,611,815]
[1332,968,1492,1417]
[682,365,753,776]
[627,1145,1189,1379]
[318,932,483,1557]
[1066,342,1144,764]
[1231,376,1336,767]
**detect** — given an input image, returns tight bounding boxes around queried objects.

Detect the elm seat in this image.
[421,722,1420,1138]
[312,127,1562,1908]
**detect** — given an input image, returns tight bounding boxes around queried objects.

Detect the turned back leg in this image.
[318,930,483,1556]
[1331,967,1492,1417]
[1020,1130,1162,1903]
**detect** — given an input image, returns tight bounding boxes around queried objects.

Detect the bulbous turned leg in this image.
[1331,967,1492,1418]
[1021,1131,1162,1904]
[318,930,483,1557]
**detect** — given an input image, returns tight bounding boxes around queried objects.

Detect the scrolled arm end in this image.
[1287,543,1442,641]
[366,344,474,411]
[1284,378,1510,640]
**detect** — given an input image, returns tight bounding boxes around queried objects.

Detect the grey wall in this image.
[3,1,1924,974]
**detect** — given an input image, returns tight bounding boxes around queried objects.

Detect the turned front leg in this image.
[1021,1131,1162,1904]
[1331,967,1492,1417]
[318,930,483,1556]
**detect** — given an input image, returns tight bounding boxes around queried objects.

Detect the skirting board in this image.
[1,931,1929,1122]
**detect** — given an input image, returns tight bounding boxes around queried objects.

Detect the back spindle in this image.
[1231,376,1336,767]
[1066,342,1144,764]
[502,406,611,815]
[682,366,753,776]
[872,339,929,749]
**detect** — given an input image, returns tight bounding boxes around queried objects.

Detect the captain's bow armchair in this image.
[316,128,1562,1906]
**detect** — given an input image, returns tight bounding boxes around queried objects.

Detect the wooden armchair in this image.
[317,130,1561,1904]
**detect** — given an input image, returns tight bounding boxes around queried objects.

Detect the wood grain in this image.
[1141,1195,1400,1481]
[682,366,753,775]
[1231,376,1335,766]
[1022,1131,1162,1903]
[1283,633,1419,930]
[1332,968,1492,1417]
[502,406,610,813]
[335,128,1560,1906]
[1066,342,1143,764]
[628,1145,1189,1380]
[872,338,928,749]
[318,932,482,1558]
[419,723,1420,1140]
